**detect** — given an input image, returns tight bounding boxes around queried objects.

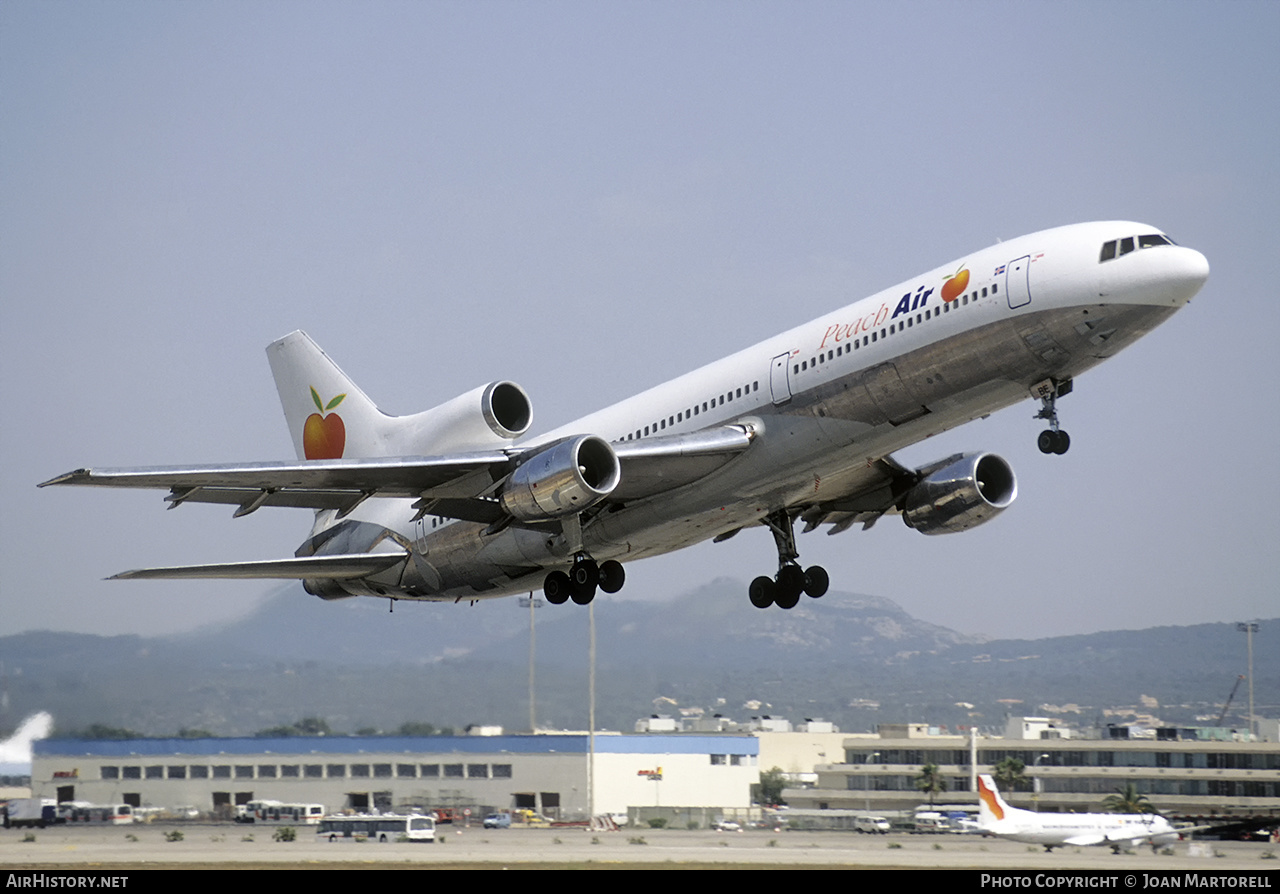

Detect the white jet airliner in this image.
[977,774,1185,852]
[41,221,1208,610]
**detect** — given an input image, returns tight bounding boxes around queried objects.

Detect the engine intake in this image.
[500,435,621,521]
[901,452,1017,535]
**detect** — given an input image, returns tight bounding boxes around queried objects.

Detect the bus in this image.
[57,802,133,824]
[237,800,325,825]
[317,813,436,843]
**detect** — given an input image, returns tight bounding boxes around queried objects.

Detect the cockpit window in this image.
[1101,232,1174,262]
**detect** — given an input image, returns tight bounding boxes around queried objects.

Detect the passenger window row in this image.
[623,381,761,441]
[793,282,997,375]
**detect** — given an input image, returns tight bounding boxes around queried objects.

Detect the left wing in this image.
[39,425,756,522]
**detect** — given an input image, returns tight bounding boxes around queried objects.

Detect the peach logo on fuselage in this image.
[304,387,346,459]
[941,265,970,302]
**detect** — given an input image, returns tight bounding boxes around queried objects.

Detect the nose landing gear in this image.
[1033,378,1072,455]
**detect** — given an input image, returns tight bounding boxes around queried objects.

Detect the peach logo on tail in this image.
[303,387,346,459]
[940,265,970,302]
[978,777,1004,820]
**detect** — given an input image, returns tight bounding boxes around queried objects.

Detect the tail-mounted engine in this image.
[499,435,621,522]
[901,452,1017,535]
[411,381,533,454]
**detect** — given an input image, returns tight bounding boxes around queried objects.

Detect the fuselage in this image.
[988,808,1180,849]
[322,221,1208,600]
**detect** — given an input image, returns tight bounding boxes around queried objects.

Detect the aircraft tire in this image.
[570,580,596,605]
[544,571,571,605]
[599,560,625,593]
[1053,430,1070,454]
[1037,430,1057,454]
[748,576,775,608]
[774,586,800,610]
[803,565,829,598]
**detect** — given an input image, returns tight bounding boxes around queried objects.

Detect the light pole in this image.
[863,752,880,812]
[1032,753,1049,811]
[1237,622,1258,739]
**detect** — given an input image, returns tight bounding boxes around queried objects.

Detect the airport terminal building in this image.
[31,733,759,820]
[786,722,1280,819]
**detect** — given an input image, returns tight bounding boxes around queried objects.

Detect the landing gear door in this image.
[770,353,793,405]
[1006,255,1032,309]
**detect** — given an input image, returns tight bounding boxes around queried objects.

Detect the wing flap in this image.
[109,552,407,581]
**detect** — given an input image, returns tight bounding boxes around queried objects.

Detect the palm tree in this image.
[915,763,947,806]
[1102,782,1155,814]
[992,757,1028,792]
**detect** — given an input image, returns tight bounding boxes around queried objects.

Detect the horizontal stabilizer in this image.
[108,552,406,581]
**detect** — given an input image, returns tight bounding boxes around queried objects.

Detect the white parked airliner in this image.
[977,774,1184,852]
[42,222,1208,609]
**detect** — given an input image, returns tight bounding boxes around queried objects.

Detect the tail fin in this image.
[266,331,391,460]
[977,774,1010,825]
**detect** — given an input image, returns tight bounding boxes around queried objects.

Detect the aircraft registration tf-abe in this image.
[42,222,1208,610]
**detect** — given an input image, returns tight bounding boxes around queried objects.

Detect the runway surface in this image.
[2,824,1275,870]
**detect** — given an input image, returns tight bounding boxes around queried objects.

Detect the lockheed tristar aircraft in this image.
[977,774,1192,852]
[42,222,1208,610]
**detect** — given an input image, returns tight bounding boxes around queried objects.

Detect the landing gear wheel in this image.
[749,576,776,609]
[803,565,829,598]
[1052,430,1070,454]
[598,560,626,594]
[775,564,805,609]
[774,586,801,610]
[569,558,598,605]
[544,570,571,605]
[1037,430,1057,454]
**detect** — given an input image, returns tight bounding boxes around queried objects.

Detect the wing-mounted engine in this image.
[499,435,621,521]
[408,381,533,454]
[900,452,1017,535]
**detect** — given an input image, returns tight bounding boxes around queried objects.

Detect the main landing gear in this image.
[748,510,829,610]
[1034,378,1072,456]
[543,555,625,606]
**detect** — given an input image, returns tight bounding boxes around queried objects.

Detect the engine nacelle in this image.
[499,435,621,522]
[404,381,533,454]
[901,452,1017,535]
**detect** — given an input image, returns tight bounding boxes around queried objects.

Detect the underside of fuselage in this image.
[308,299,1176,603]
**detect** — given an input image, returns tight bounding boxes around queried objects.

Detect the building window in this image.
[280,765,299,778]
[324,764,343,778]
[234,765,254,779]
[373,764,393,778]
[167,766,186,779]
[212,765,231,779]
[351,764,370,778]
[492,764,512,779]
[145,765,163,779]
[421,764,440,777]
[468,764,488,779]
[710,754,726,765]
[101,766,119,780]
[258,765,277,778]
[190,765,209,779]
[397,764,417,778]
[444,764,464,778]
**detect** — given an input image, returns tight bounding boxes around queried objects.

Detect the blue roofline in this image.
[34,734,758,758]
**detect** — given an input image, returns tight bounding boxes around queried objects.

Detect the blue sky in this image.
[3,0,1276,640]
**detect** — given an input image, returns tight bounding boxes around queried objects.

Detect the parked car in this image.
[483,812,511,829]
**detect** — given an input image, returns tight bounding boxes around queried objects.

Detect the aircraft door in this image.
[769,353,793,405]
[1005,255,1032,309]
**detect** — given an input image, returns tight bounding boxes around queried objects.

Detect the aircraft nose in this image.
[1165,246,1210,306]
